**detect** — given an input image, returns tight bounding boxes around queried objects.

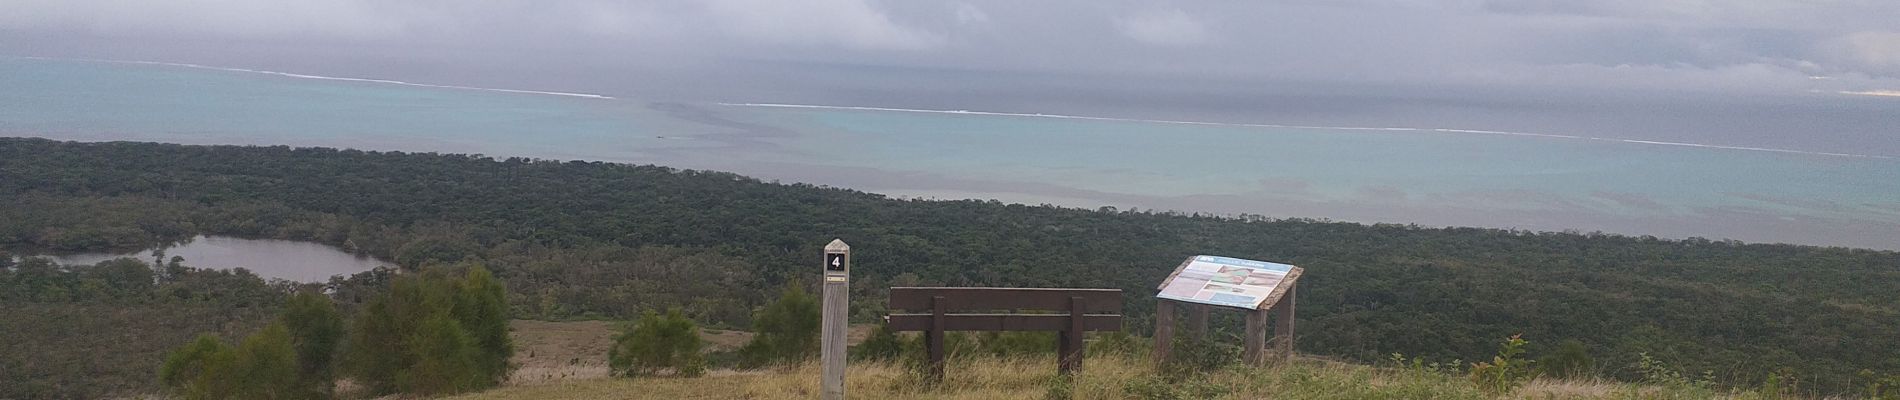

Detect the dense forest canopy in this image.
[2,138,1897,395]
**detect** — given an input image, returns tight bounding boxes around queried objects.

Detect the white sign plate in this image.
[1156,255,1294,309]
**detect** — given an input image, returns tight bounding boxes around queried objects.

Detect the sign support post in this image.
[821,240,850,400]
[1150,255,1303,366]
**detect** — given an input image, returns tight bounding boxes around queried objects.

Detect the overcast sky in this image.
[6,0,1900,101]
[6,0,1900,245]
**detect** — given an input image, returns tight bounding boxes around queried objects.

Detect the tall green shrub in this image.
[738,284,820,367]
[400,315,484,395]
[454,266,513,382]
[158,323,302,400]
[344,274,429,394]
[609,308,706,377]
[281,291,344,397]
[344,265,511,396]
[159,334,238,400]
[231,323,300,399]
[851,324,904,362]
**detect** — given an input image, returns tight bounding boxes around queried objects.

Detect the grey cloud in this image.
[1114,8,1210,46]
[7,0,1900,103]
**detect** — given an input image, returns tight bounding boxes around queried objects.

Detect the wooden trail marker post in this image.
[820,240,850,400]
[886,287,1124,383]
[1151,255,1303,366]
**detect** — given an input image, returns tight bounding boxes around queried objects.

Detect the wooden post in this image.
[1059,296,1085,375]
[820,240,850,400]
[1242,307,1268,366]
[1187,304,1209,339]
[1273,285,1296,361]
[1151,299,1175,363]
[927,295,946,384]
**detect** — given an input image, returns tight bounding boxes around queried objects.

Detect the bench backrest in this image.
[885,287,1123,332]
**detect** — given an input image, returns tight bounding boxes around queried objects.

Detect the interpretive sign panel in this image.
[1156,255,1296,310]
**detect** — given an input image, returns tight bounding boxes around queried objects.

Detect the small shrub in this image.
[738,284,820,368]
[1162,335,1238,379]
[1122,375,1184,400]
[1390,352,1463,375]
[1468,334,1535,394]
[851,323,904,362]
[1634,352,1716,391]
[609,308,706,377]
[1860,369,1900,400]
[1536,338,1595,379]
[1089,331,1145,357]
[979,331,1056,357]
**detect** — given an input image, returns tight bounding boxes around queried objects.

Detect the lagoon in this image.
[38,236,391,283]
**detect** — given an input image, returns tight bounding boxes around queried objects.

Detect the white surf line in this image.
[1841,90,1900,97]
[720,102,1895,160]
[18,56,615,100]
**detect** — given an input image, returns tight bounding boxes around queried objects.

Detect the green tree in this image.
[343,275,428,394]
[609,308,706,377]
[399,314,484,395]
[343,267,506,396]
[158,323,301,400]
[159,334,238,400]
[454,265,513,382]
[231,322,300,399]
[739,284,821,367]
[280,291,344,397]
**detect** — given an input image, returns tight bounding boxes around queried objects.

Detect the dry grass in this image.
[506,320,615,385]
[469,322,1831,399]
[445,352,1835,400]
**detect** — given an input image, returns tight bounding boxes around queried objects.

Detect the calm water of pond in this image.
[37,235,391,282]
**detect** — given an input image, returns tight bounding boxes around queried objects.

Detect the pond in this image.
[31,235,392,283]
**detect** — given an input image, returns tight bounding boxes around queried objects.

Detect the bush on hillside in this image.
[609,308,706,377]
[851,324,903,362]
[1090,331,1146,357]
[344,264,512,396]
[400,314,485,395]
[157,323,301,400]
[738,284,820,368]
[280,291,344,397]
[454,266,514,382]
[159,334,238,399]
[1468,334,1536,394]
[1537,339,1595,379]
[977,332,1057,357]
[1163,335,1239,379]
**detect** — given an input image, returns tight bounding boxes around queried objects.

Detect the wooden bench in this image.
[886,287,1123,382]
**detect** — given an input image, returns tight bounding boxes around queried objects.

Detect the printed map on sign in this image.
[1157,255,1294,309]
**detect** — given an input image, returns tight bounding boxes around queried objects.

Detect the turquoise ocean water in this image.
[4,57,1897,249]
